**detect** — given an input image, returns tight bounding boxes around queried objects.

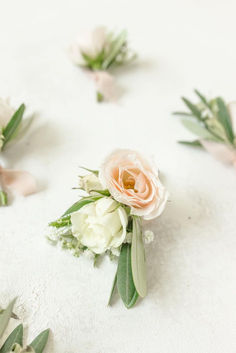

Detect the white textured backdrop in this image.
[0,0,236,352]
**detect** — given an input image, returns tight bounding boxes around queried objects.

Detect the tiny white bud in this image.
[144,230,154,244]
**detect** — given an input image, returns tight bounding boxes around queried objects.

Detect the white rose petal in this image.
[71,197,128,254]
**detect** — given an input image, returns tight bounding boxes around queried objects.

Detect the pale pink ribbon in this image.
[0,165,36,196]
[200,102,236,168]
[86,70,116,101]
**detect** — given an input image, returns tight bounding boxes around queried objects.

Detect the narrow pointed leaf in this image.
[102,30,127,69]
[127,289,139,309]
[181,118,216,140]
[173,111,193,117]
[131,217,147,298]
[89,189,110,196]
[62,196,102,217]
[29,329,49,353]
[107,271,117,306]
[117,244,138,308]
[178,140,202,147]
[0,299,16,339]
[0,324,23,353]
[194,89,211,109]
[215,97,235,143]
[182,97,202,120]
[79,167,99,176]
[2,104,25,148]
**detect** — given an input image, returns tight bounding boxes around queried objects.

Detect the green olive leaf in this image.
[131,217,147,298]
[0,298,16,339]
[0,324,23,353]
[117,244,138,308]
[2,104,25,148]
[29,329,49,353]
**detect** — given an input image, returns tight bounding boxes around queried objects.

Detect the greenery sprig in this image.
[0,298,49,353]
[174,89,236,148]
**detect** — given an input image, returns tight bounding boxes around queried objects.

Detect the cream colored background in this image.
[0,0,236,352]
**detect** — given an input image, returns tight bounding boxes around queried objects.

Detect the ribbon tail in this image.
[1,168,37,196]
[92,71,116,101]
[200,139,236,165]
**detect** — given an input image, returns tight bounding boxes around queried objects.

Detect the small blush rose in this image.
[69,26,107,66]
[99,149,168,220]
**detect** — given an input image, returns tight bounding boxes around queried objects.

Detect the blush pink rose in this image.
[99,149,168,220]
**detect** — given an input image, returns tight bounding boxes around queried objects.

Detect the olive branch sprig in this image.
[173,89,236,148]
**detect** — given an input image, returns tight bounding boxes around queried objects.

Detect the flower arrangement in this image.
[0,298,49,352]
[48,150,168,308]
[69,27,136,102]
[174,90,236,167]
[0,98,36,206]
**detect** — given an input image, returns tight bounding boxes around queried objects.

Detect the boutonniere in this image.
[0,298,49,353]
[48,150,168,309]
[174,90,236,167]
[0,98,36,206]
[69,27,136,102]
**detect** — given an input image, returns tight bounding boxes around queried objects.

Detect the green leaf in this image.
[0,299,16,339]
[2,104,25,148]
[49,215,71,228]
[131,217,147,298]
[79,167,99,176]
[194,89,211,109]
[215,97,235,143]
[107,271,117,306]
[0,324,23,353]
[178,140,202,147]
[29,329,49,353]
[181,118,216,140]
[62,196,102,217]
[127,289,139,308]
[182,97,202,120]
[173,111,193,117]
[117,244,138,308]
[89,189,110,196]
[102,30,127,69]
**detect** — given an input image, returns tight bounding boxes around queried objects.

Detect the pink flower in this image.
[69,27,107,66]
[99,149,168,220]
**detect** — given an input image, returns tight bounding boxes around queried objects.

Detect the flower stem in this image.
[0,189,8,206]
[96,91,104,102]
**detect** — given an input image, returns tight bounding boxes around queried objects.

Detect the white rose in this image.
[78,173,103,194]
[69,27,107,66]
[71,197,128,254]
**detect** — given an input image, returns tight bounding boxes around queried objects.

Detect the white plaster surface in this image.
[0,0,236,352]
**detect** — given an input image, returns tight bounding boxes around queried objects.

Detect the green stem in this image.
[0,189,8,206]
[96,91,104,102]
